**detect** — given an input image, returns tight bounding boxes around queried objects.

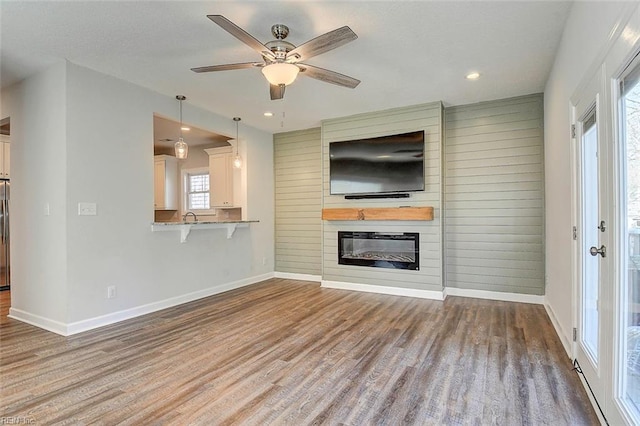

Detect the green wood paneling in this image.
[444,94,545,295]
[274,128,322,276]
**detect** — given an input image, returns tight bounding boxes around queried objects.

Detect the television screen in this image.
[329,131,425,195]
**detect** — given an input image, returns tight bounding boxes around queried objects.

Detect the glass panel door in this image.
[572,68,608,408]
[582,110,601,363]
[620,71,640,421]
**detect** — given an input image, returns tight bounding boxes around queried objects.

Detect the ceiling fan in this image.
[191,15,361,100]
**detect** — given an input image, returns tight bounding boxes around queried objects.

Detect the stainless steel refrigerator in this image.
[0,180,9,291]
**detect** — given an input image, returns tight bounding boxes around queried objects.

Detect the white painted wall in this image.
[1,61,274,331]
[246,125,274,274]
[0,62,69,325]
[544,2,631,349]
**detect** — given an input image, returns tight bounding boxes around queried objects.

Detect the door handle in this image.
[589,245,606,258]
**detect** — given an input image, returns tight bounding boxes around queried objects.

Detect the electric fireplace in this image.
[338,231,419,270]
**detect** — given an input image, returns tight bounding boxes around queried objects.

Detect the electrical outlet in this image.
[44,203,50,216]
[78,202,97,216]
[107,286,117,299]
[262,257,267,266]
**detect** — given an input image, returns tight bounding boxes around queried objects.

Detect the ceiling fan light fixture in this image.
[261,63,299,86]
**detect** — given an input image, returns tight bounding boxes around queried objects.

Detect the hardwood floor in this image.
[0,289,9,319]
[0,279,598,425]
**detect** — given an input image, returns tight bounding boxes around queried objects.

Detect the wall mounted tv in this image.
[329,130,425,196]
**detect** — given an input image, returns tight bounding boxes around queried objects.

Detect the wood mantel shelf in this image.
[321,207,434,221]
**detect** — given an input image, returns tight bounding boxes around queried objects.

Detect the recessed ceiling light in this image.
[181,126,191,131]
[466,72,480,80]
[264,112,274,117]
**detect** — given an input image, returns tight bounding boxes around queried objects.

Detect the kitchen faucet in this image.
[183,211,198,223]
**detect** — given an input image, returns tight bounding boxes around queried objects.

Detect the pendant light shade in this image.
[233,117,242,169]
[174,137,188,159]
[175,95,188,159]
[261,63,299,86]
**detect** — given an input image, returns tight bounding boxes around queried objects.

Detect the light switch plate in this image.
[78,202,97,216]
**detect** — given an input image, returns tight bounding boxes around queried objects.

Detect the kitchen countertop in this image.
[152,220,259,225]
[151,220,259,242]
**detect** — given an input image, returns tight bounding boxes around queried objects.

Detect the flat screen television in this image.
[329,130,425,195]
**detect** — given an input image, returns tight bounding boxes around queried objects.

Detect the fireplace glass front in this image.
[338,231,419,270]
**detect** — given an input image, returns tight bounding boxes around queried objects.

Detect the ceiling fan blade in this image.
[207,15,275,60]
[298,64,360,89]
[191,62,263,73]
[287,26,357,62]
[270,84,285,100]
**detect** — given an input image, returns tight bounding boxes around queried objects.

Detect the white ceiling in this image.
[0,1,572,134]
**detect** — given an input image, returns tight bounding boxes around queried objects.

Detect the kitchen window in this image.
[182,167,216,214]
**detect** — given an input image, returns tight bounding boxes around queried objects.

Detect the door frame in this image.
[571,65,610,418]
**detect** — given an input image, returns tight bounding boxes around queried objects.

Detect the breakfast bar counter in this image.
[151,220,258,243]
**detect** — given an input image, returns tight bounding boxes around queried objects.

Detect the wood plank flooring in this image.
[0,279,598,425]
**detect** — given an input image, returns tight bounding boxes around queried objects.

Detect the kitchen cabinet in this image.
[205,146,234,208]
[0,136,9,179]
[154,155,178,210]
[2,142,9,179]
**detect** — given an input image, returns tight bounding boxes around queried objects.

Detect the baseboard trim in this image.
[321,280,445,300]
[8,308,68,335]
[444,287,545,305]
[9,272,276,336]
[544,298,573,358]
[575,364,609,426]
[274,272,322,282]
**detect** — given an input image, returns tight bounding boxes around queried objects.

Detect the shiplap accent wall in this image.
[274,128,322,276]
[322,103,443,291]
[444,94,545,295]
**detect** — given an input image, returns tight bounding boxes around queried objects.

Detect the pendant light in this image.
[233,117,242,169]
[174,95,188,159]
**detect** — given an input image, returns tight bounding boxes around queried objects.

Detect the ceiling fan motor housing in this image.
[267,24,296,61]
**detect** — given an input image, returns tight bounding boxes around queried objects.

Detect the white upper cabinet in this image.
[205,146,234,208]
[0,135,9,179]
[154,155,178,210]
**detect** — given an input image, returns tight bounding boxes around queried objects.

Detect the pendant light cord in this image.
[176,95,186,140]
[233,117,241,156]
[174,95,188,159]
